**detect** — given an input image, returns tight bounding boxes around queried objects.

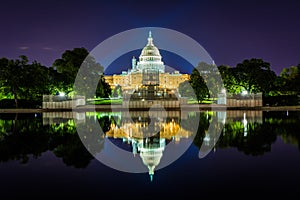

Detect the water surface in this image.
[0,110,299,198]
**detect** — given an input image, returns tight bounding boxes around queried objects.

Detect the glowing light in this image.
[59,92,65,96]
[243,112,248,137]
[241,90,248,95]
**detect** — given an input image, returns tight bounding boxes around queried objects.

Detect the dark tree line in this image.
[0,48,111,108]
[179,58,300,104]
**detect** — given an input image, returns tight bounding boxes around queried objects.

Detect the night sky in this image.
[1,0,300,75]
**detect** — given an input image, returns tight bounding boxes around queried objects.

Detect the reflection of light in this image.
[287,110,289,116]
[141,98,145,101]
[203,134,210,146]
[204,135,210,142]
[59,92,65,96]
[243,112,248,137]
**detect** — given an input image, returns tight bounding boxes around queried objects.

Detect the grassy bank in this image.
[87,98,123,105]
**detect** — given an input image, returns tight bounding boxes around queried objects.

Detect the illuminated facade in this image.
[104,31,189,91]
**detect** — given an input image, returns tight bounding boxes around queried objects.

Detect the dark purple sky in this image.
[1,0,300,74]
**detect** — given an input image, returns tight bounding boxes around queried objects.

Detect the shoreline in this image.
[1,105,300,113]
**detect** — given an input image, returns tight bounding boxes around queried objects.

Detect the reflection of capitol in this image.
[106,111,191,140]
[42,110,264,180]
[105,111,193,180]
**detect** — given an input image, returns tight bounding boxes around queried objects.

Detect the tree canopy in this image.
[190,64,209,103]
[0,56,50,107]
[0,48,112,108]
[234,58,276,95]
[53,47,110,98]
[217,59,278,96]
[278,64,300,94]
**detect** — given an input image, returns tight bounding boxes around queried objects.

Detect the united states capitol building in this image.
[104,31,189,91]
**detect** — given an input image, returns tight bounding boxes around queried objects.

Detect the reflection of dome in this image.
[139,138,165,181]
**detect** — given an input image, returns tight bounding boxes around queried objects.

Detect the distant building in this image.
[104,31,189,91]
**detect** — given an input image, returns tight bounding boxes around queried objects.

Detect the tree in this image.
[234,58,277,95]
[0,56,28,107]
[218,65,243,94]
[178,80,195,98]
[53,48,89,80]
[53,48,90,95]
[0,56,53,108]
[22,61,51,101]
[53,47,111,98]
[194,62,222,98]
[96,77,111,98]
[112,85,122,98]
[47,67,67,95]
[190,64,209,103]
[279,65,300,94]
[0,58,10,99]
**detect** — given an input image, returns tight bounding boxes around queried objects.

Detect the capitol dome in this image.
[132,31,165,73]
[140,31,161,59]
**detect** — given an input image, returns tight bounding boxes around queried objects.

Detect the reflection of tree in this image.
[77,116,108,156]
[181,112,210,149]
[0,115,49,163]
[268,111,300,150]
[0,114,106,168]
[99,115,112,133]
[192,111,300,156]
[217,121,277,156]
[53,136,93,168]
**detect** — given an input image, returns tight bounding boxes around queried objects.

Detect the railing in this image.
[226,93,263,107]
[42,95,85,109]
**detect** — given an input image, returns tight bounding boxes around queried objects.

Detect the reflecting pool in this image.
[0,110,300,198]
